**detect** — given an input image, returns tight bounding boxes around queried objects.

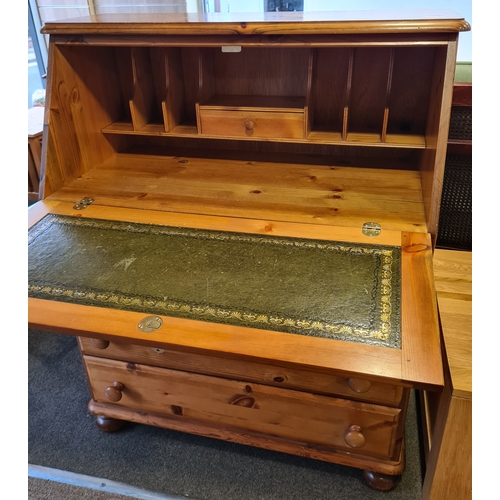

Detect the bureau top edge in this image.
[40,11,470,36]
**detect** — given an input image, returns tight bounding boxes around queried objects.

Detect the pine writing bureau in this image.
[28,10,469,491]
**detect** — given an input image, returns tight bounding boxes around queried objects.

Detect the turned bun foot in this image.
[363,470,401,491]
[95,415,126,433]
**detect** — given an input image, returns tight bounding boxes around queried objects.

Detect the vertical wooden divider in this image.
[129,47,156,131]
[342,49,354,141]
[150,48,186,133]
[381,48,395,143]
[196,48,216,134]
[304,48,315,139]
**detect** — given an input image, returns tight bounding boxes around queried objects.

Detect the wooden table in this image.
[28,106,44,201]
[421,249,472,499]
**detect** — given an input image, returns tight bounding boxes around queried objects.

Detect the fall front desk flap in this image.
[28,215,401,348]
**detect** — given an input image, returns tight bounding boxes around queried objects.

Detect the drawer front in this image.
[79,338,405,406]
[84,355,402,460]
[199,109,305,139]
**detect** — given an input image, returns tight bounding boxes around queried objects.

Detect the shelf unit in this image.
[85,45,437,149]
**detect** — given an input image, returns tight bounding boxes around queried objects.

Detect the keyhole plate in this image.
[138,315,163,333]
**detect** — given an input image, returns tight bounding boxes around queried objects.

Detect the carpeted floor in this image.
[28,477,145,500]
[28,329,425,499]
[28,465,188,499]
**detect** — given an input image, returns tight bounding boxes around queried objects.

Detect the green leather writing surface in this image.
[28,215,401,348]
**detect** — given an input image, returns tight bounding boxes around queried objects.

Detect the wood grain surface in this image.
[433,249,472,398]
[40,11,470,36]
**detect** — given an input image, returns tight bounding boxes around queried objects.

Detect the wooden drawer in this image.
[84,355,402,460]
[198,108,305,139]
[79,337,405,406]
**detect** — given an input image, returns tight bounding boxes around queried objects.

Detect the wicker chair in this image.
[437,82,472,251]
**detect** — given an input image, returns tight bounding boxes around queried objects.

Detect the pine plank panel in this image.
[434,299,471,397]
[433,249,472,398]
[212,48,309,99]
[422,395,472,500]
[419,41,458,242]
[387,47,436,137]
[200,95,307,111]
[400,232,443,388]
[420,249,472,499]
[43,44,122,194]
[45,154,427,232]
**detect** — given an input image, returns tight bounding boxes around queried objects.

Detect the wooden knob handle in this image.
[348,378,372,393]
[245,120,254,131]
[90,338,110,349]
[344,425,366,448]
[104,382,124,402]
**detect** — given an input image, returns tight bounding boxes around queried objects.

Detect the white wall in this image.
[303,1,471,61]
[218,1,472,61]
[217,0,263,13]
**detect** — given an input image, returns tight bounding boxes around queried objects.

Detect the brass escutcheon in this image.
[138,315,163,333]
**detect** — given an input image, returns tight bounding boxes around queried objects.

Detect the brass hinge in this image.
[73,197,94,210]
[362,222,381,237]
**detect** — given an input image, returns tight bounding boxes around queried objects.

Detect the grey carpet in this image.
[28,465,188,499]
[28,329,424,499]
[29,477,144,500]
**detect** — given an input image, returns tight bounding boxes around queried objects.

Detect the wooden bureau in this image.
[28,10,469,491]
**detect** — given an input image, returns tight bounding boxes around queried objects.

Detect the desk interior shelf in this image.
[63,44,438,148]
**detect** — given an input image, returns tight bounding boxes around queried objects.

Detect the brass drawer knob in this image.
[104,382,124,402]
[344,425,366,448]
[348,378,372,393]
[245,120,255,131]
[90,338,110,349]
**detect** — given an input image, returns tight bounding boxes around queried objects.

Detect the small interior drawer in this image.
[198,108,305,139]
[84,355,402,459]
[79,337,405,406]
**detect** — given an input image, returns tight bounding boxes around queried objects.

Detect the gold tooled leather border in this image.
[28,215,401,348]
